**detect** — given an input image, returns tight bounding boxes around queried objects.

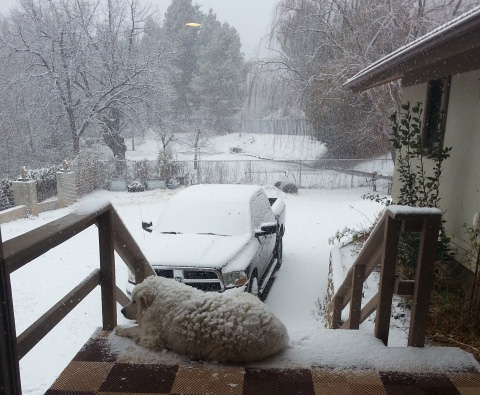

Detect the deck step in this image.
[46,328,480,394]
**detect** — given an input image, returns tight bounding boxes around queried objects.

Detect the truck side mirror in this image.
[142,221,153,233]
[255,222,277,237]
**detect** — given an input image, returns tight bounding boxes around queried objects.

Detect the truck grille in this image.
[153,268,223,292]
[154,269,174,278]
[183,270,218,280]
[188,282,222,292]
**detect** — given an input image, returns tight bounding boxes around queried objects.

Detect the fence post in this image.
[408,215,441,346]
[374,216,402,345]
[98,210,117,331]
[0,227,22,395]
[299,161,302,188]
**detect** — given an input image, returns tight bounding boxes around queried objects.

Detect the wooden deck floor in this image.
[44,329,480,395]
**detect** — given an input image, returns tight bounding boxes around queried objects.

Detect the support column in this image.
[56,172,76,208]
[12,180,38,216]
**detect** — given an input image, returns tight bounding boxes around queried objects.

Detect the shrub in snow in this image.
[127,181,145,192]
[157,151,170,180]
[0,179,14,210]
[328,226,368,245]
[274,181,298,194]
[390,101,453,266]
[27,165,59,202]
[135,159,149,185]
[166,178,180,189]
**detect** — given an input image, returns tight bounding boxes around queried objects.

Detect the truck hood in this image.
[140,232,253,269]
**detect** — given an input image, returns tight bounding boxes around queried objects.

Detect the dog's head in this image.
[121,281,154,324]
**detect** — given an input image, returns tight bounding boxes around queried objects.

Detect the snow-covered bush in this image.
[135,159,149,185]
[127,181,145,192]
[0,179,14,210]
[157,151,170,180]
[26,165,58,202]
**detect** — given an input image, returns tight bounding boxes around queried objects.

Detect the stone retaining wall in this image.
[0,205,26,224]
[38,199,59,213]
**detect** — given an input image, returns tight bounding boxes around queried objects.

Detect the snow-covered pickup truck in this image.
[127,184,285,297]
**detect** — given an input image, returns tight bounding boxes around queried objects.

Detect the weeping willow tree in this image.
[251,0,476,158]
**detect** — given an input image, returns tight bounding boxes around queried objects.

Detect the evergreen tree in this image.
[162,0,204,119]
[162,2,245,123]
[192,10,245,120]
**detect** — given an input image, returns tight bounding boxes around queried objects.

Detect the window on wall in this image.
[424,76,451,149]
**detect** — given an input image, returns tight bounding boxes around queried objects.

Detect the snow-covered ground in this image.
[122,133,392,189]
[2,187,377,393]
[125,133,327,162]
[4,186,478,395]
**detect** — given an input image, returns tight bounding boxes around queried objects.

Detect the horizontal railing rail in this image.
[331,206,442,347]
[0,202,154,395]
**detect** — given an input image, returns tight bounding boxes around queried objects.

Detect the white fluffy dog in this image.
[116,276,289,362]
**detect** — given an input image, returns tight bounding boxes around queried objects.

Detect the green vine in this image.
[390,101,453,266]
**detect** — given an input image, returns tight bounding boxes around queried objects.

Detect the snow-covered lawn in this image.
[125,133,327,162]
[3,186,478,394]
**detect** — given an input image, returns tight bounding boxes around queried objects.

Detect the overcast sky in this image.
[0,0,279,58]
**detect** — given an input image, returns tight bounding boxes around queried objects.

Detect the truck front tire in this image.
[248,270,260,297]
[275,238,283,270]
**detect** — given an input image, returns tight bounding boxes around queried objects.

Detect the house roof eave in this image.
[344,6,480,92]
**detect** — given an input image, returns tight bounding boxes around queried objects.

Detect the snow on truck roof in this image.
[154,185,265,236]
[173,184,264,203]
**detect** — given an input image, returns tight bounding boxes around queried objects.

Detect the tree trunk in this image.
[66,108,80,155]
[103,131,127,160]
[101,109,127,160]
[193,129,201,170]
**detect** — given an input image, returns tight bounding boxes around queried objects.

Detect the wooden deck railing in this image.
[331,206,442,347]
[0,202,154,395]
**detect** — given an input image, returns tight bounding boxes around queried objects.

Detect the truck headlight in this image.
[222,270,248,288]
[128,269,136,284]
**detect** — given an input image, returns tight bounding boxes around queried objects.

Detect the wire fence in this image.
[188,159,392,190]
[0,155,393,213]
[0,150,393,215]
[73,155,393,194]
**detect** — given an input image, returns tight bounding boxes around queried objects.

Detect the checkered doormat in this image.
[45,330,480,395]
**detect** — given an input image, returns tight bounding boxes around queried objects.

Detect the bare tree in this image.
[1,0,169,160]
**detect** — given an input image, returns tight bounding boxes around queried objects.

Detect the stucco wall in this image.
[441,69,480,269]
[392,70,480,270]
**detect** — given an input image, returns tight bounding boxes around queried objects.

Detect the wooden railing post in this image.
[374,216,402,346]
[408,215,441,346]
[349,264,366,329]
[332,296,343,329]
[111,210,155,284]
[0,227,22,395]
[98,210,117,330]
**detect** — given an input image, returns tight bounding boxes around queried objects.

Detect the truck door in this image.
[251,193,276,280]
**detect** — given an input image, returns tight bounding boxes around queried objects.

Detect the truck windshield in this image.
[155,201,251,236]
